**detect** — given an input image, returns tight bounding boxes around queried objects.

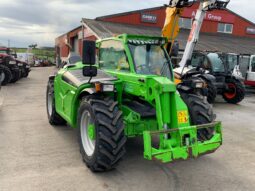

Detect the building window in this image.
[179,18,192,29]
[217,23,233,34]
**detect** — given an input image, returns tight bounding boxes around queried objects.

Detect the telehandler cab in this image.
[47,34,222,172]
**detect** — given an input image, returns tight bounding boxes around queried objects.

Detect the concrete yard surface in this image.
[0,67,255,191]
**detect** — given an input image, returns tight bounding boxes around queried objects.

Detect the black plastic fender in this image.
[198,73,216,83]
[78,88,96,100]
[231,75,245,82]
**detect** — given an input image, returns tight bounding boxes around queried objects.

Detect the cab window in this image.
[99,40,129,72]
[227,55,238,72]
[191,54,208,68]
[129,44,172,79]
[207,53,225,73]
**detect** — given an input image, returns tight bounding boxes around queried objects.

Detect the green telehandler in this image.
[47,34,222,172]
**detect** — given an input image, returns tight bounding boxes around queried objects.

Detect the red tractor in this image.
[0,47,31,85]
[0,48,20,85]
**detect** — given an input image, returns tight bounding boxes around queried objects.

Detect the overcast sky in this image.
[0,0,254,48]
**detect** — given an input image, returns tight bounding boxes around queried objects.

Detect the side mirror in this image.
[82,40,97,77]
[83,66,97,77]
[82,40,96,65]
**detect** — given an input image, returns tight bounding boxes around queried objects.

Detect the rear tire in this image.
[0,65,12,86]
[78,96,126,172]
[222,78,245,104]
[180,93,215,142]
[46,79,66,125]
[10,68,20,83]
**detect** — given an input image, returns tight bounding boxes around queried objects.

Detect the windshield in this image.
[207,53,225,73]
[191,54,206,68]
[129,44,172,79]
[0,50,8,54]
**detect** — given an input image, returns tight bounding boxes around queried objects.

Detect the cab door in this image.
[247,55,255,85]
[239,55,250,79]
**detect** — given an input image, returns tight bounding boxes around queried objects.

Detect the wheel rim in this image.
[224,83,236,99]
[0,72,5,83]
[80,111,95,157]
[47,90,53,116]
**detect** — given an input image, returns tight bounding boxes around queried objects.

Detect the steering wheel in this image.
[136,64,151,73]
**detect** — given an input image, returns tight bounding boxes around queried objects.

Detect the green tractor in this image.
[47,34,222,172]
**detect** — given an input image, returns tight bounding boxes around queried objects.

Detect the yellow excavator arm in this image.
[162,7,184,56]
[162,0,192,56]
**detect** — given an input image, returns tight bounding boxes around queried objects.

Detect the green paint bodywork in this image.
[52,34,222,163]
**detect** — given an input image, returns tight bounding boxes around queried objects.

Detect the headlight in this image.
[103,84,114,92]
[195,82,204,88]
[95,83,115,92]
[0,59,3,63]
[18,63,23,66]
[9,61,16,65]
[26,65,30,68]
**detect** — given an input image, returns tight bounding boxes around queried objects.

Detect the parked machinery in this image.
[239,54,255,87]
[162,0,230,103]
[9,49,31,78]
[0,49,20,85]
[191,51,245,104]
[0,46,32,85]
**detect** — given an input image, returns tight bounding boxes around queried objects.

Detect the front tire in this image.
[46,79,66,125]
[222,78,245,104]
[180,93,215,142]
[23,69,29,78]
[78,96,126,172]
[206,80,217,104]
[10,67,21,83]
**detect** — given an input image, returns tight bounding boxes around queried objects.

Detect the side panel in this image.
[54,73,77,125]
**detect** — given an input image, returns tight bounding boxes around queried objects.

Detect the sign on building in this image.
[141,13,157,23]
[184,9,235,23]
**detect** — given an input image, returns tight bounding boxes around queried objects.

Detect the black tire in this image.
[78,96,126,172]
[206,80,217,104]
[0,65,12,85]
[222,78,245,104]
[46,79,66,125]
[10,68,21,83]
[180,93,215,142]
[20,68,26,78]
